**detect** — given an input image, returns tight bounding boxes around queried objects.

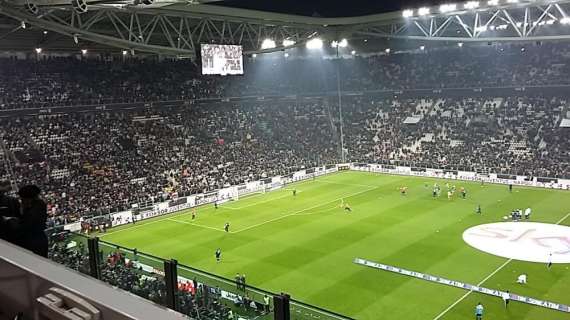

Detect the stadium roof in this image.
[212,0,423,18]
[2,0,570,57]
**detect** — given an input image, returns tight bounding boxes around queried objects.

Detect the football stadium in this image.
[0,0,569,319]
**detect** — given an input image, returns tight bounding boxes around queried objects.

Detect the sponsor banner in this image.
[354,258,570,313]
[63,222,82,232]
[140,202,193,220]
[111,210,133,227]
[351,164,569,190]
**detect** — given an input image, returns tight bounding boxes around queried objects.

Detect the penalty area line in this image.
[166,218,228,233]
[432,211,570,320]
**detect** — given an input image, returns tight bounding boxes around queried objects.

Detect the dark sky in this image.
[214,0,444,17]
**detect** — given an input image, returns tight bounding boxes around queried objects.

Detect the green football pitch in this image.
[100,171,570,320]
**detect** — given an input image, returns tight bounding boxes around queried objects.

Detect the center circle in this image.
[463,222,570,263]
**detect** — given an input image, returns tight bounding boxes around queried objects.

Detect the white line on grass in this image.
[166,218,227,233]
[233,186,378,233]
[432,212,570,320]
[225,191,304,210]
[100,218,173,237]
[432,259,512,320]
[317,180,379,188]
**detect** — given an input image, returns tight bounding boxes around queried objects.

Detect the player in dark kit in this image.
[344,203,352,212]
[191,209,196,220]
[293,189,297,197]
[224,222,230,233]
[476,204,482,214]
[509,184,513,193]
[214,201,218,209]
[215,248,221,262]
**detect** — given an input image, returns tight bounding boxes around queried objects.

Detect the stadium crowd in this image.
[1,42,570,110]
[0,42,568,226]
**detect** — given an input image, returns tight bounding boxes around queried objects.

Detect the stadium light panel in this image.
[351,50,356,55]
[122,50,128,56]
[418,7,430,16]
[43,30,48,35]
[385,48,391,53]
[338,39,348,48]
[261,39,276,50]
[458,42,464,47]
[506,0,518,3]
[252,53,257,58]
[402,9,414,17]
[546,19,555,25]
[284,52,289,58]
[487,0,499,5]
[306,38,323,49]
[464,1,480,9]
[420,45,425,50]
[440,4,457,13]
[561,17,570,24]
[282,39,295,47]
[81,49,87,55]
[21,21,26,29]
[35,47,42,53]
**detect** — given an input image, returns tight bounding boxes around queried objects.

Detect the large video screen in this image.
[201,44,243,75]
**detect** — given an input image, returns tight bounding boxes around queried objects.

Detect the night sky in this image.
[214,0,447,17]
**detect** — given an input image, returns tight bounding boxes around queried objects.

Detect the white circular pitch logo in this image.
[463,222,570,263]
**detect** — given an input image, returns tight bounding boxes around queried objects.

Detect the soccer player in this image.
[476,204,482,214]
[475,302,484,320]
[524,207,531,219]
[344,203,352,212]
[224,222,230,233]
[292,189,297,197]
[214,201,218,209]
[460,187,466,199]
[400,186,407,196]
[447,190,453,200]
[191,209,196,220]
[215,248,221,263]
[509,184,513,193]
[502,290,510,308]
[547,253,553,269]
[517,274,527,284]
[432,187,438,198]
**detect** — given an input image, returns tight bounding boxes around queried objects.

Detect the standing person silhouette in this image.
[18,185,48,257]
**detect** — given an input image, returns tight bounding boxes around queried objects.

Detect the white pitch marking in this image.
[432,212,570,320]
[225,191,304,210]
[233,186,378,233]
[166,218,228,233]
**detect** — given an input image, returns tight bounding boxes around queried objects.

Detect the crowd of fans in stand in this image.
[2,42,570,110]
[0,42,569,226]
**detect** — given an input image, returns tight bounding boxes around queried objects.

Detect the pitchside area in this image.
[100,171,570,319]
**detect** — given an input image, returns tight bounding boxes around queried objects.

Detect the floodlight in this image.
[35,47,42,54]
[73,34,78,44]
[506,0,517,3]
[521,47,525,52]
[440,4,457,13]
[81,49,87,55]
[465,1,480,9]
[20,21,26,29]
[306,38,323,49]
[561,17,570,24]
[282,39,295,47]
[385,48,391,53]
[351,50,356,55]
[418,7,430,16]
[487,0,499,5]
[403,9,414,17]
[420,45,425,50]
[538,21,546,26]
[122,50,128,55]
[284,52,289,58]
[338,39,348,47]
[252,53,257,58]
[458,42,464,47]
[546,19,555,25]
[261,39,276,50]
[475,26,488,32]
[43,30,48,35]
